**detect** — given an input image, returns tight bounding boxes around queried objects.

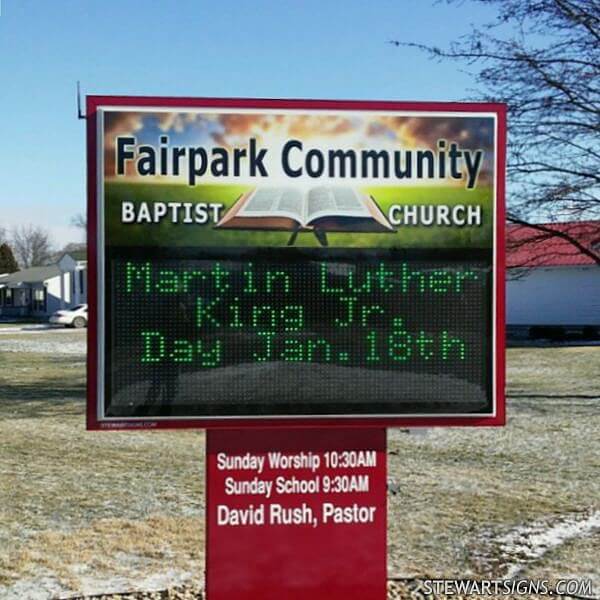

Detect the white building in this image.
[507,222,600,337]
[0,251,87,318]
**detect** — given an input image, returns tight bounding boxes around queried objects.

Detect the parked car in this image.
[49,304,88,328]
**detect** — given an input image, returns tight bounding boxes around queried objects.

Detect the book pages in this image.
[306,187,371,224]
[238,188,305,223]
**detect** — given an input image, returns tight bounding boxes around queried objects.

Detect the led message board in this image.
[87,97,505,429]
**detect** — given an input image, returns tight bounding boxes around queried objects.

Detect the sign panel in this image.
[87,97,506,429]
[206,428,387,600]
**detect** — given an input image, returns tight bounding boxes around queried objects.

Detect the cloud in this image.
[104,112,143,144]
[287,115,355,138]
[207,114,356,147]
[103,112,144,176]
[156,112,216,133]
[101,109,496,184]
[366,121,397,141]
[377,116,494,150]
[363,116,495,183]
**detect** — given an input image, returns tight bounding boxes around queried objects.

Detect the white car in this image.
[49,304,88,328]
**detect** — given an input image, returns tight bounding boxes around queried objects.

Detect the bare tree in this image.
[11,225,54,268]
[0,243,19,273]
[70,213,87,233]
[392,0,600,264]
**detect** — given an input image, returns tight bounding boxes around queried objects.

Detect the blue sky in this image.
[0,0,499,246]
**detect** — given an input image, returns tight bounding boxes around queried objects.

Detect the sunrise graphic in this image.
[101,108,496,249]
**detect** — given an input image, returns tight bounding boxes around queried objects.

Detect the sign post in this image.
[87,96,505,597]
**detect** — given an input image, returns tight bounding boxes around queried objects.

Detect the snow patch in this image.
[0,575,64,600]
[74,568,195,597]
[497,511,600,578]
[0,324,64,333]
[0,338,86,355]
[0,568,196,599]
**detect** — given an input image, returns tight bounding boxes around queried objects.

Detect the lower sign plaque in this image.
[206,428,387,600]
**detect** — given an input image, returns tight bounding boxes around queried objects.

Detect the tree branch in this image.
[507,216,600,265]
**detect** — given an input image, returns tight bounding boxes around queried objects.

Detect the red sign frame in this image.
[86,95,506,430]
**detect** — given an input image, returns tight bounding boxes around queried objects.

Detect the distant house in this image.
[507,221,600,337]
[0,251,87,318]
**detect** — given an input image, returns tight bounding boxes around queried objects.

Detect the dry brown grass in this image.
[387,345,600,579]
[0,348,205,592]
[0,344,598,595]
[3,515,203,591]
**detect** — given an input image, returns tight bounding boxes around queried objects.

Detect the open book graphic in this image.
[215,186,394,233]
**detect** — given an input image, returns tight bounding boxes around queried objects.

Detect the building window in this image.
[72,271,76,295]
[5,288,12,306]
[79,269,85,294]
[33,288,46,312]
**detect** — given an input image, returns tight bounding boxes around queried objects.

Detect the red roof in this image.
[506,220,600,268]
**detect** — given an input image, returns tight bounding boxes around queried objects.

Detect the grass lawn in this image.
[387,346,600,580]
[0,344,598,596]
